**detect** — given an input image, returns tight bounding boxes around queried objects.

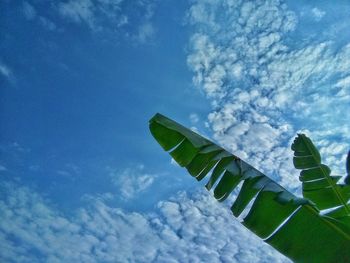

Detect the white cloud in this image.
[136,22,155,43]
[39,16,57,31]
[336,75,350,89]
[23,1,36,20]
[189,113,199,124]
[0,180,160,262]
[171,158,180,166]
[57,0,156,43]
[187,0,350,189]
[0,61,12,80]
[0,180,290,262]
[21,2,57,31]
[108,165,155,200]
[59,0,97,29]
[311,7,326,22]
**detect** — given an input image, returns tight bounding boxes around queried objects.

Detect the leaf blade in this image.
[292,134,350,214]
[150,114,350,262]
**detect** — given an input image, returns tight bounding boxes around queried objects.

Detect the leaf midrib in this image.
[305,205,350,241]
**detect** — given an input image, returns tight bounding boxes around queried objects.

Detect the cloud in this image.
[189,113,199,124]
[17,0,156,41]
[23,1,36,20]
[57,0,157,43]
[136,22,155,43]
[21,1,57,31]
[0,61,13,80]
[0,180,290,262]
[108,165,155,200]
[58,0,97,29]
[0,180,160,262]
[187,0,350,190]
[311,7,326,22]
[39,16,57,31]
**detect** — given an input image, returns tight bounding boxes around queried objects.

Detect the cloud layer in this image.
[0,180,289,262]
[19,0,156,42]
[58,0,156,42]
[0,60,13,81]
[58,0,128,31]
[108,165,156,200]
[187,0,350,189]
[2,1,350,262]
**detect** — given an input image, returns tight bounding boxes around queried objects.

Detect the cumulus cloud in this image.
[311,7,326,22]
[187,0,350,189]
[108,165,155,200]
[137,22,155,43]
[190,113,200,124]
[0,180,159,262]
[0,180,290,262]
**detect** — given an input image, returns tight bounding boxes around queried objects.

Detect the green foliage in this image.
[345,151,350,185]
[292,134,350,227]
[149,113,350,263]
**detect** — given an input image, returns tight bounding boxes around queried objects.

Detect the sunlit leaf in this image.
[149,113,350,263]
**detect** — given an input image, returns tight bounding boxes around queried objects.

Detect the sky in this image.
[0,0,350,262]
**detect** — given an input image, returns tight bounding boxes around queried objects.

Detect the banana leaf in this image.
[149,113,350,263]
[292,134,350,226]
[345,151,350,185]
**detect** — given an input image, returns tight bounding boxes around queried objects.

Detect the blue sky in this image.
[1,1,350,262]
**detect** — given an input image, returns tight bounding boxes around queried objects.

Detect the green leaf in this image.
[149,121,183,151]
[205,157,233,190]
[345,151,350,185]
[170,138,199,166]
[186,146,222,177]
[243,184,299,239]
[149,113,350,262]
[292,134,350,215]
[231,176,270,217]
[267,206,350,263]
[347,151,350,174]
